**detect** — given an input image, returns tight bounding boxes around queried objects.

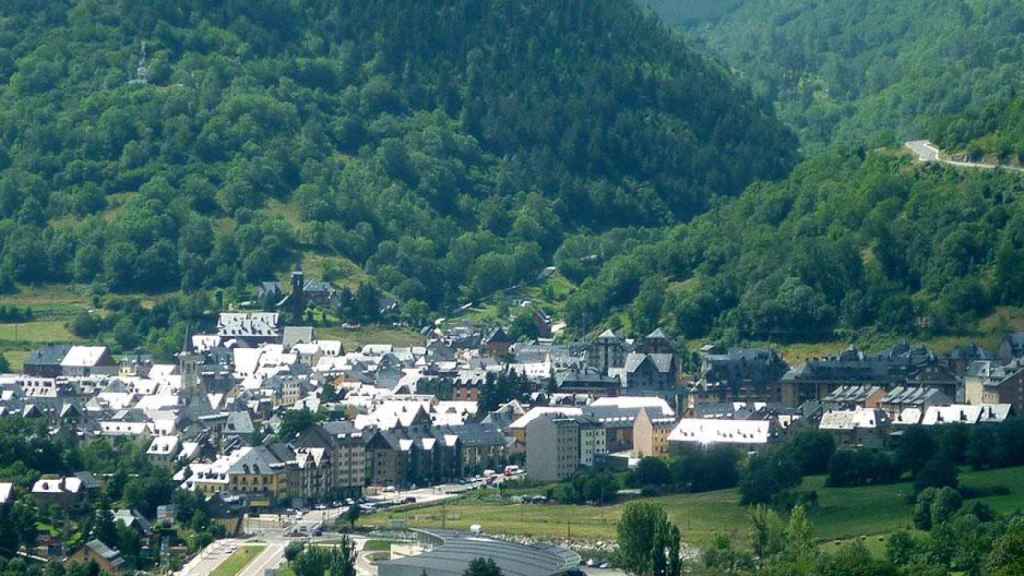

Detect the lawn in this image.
[363,467,1024,547]
[317,325,424,351]
[210,545,266,576]
[362,539,395,552]
[0,320,78,343]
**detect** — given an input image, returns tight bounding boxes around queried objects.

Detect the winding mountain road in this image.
[905,140,1024,172]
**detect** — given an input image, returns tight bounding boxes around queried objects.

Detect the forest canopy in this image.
[648,0,1024,152]
[0,0,796,311]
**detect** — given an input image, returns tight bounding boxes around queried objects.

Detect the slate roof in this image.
[881,386,950,406]
[378,530,580,576]
[226,446,284,475]
[26,344,71,366]
[224,411,255,435]
[647,328,669,340]
[823,385,884,405]
[440,423,506,448]
[83,539,125,568]
[283,326,315,348]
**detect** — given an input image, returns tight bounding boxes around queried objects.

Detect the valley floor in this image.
[362,466,1024,548]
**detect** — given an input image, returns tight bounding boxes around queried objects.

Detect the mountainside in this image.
[652,0,1024,151]
[0,0,796,310]
[564,145,1024,343]
[930,97,1024,162]
[640,0,744,26]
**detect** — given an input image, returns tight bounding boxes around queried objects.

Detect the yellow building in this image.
[632,407,676,458]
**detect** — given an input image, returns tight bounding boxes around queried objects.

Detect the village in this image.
[0,267,1022,575]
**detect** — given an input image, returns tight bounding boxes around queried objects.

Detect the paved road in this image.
[238,541,287,576]
[296,475,521,531]
[905,140,1024,172]
[177,539,243,576]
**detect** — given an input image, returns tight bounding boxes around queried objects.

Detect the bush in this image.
[913,488,938,531]
[739,449,802,506]
[930,487,963,527]
[631,457,671,488]
[68,311,102,339]
[786,430,836,476]
[826,449,899,487]
[914,455,959,494]
[285,542,305,561]
[670,446,740,493]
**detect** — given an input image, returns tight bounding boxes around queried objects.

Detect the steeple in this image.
[290,262,306,322]
[181,323,193,354]
[178,323,203,394]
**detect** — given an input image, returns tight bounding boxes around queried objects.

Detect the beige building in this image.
[632,407,675,458]
[183,446,288,502]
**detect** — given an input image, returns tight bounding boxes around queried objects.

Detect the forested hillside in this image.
[563,147,1024,343]
[930,97,1024,162]
[640,0,744,26]
[653,0,1024,151]
[0,0,796,311]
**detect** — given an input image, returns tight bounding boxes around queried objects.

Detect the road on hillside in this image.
[905,140,1024,172]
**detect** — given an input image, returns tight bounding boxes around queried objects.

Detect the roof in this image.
[113,509,153,533]
[378,531,579,576]
[0,482,13,505]
[283,326,315,348]
[32,476,82,494]
[147,435,180,455]
[591,396,675,416]
[61,346,110,368]
[921,404,983,426]
[881,386,950,406]
[647,328,669,340]
[978,404,1012,423]
[226,446,284,476]
[819,408,889,431]
[510,407,583,430]
[26,344,71,366]
[224,411,255,435]
[823,385,884,404]
[668,419,771,445]
[83,539,124,566]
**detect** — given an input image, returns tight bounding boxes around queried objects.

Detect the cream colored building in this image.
[632,407,675,458]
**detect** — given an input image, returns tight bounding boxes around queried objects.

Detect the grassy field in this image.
[210,545,266,576]
[363,467,1024,547]
[0,321,78,343]
[1,285,93,371]
[317,325,425,351]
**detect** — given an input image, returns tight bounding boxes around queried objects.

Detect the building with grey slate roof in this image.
[378,529,580,576]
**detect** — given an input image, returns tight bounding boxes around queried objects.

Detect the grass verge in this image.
[210,545,266,576]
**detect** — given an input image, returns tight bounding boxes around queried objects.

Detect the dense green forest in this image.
[650,0,1024,152]
[563,148,1024,342]
[0,0,796,314]
[930,97,1024,162]
[640,0,744,26]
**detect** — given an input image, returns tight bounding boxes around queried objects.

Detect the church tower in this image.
[290,262,306,322]
[178,324,204,395]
